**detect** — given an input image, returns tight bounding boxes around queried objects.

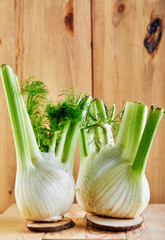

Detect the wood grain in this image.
[92,0,165,203]
[141,204,165,240]
[0,0,92,212]
[15,0,92,97]
[0,204,165,239]
[0,204,44,240]
[0,0,16,213]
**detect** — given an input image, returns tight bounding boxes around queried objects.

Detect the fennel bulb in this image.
[0,64,90,221]
[76,100,164,218]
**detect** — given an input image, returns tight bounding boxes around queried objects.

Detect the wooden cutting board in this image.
[0,203,165,240]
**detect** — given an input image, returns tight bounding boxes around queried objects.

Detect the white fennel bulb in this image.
[15,152,75,221]
[76,100,163,218]
[0,64,91,221]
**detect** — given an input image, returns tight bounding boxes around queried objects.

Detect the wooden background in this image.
[0,0,164,213]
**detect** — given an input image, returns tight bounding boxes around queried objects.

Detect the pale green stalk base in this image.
[79,99,114,165]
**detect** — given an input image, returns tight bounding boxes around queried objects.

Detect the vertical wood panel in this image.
[0,0,16,213]
[0,0,91,213]
[92,0,165,203]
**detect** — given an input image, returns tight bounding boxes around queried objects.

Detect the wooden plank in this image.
[92,0,165,203]
[141,204,165,240]
[71,0,92,183]
[0,0,16,213]
[0,204,44,240]
[0,0,91,213]
[126,215,151,240]
[1,204,165,239]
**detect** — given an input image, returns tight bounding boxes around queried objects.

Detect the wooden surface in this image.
[0,203,165,240]
[0,0,16,215]
[0,0,165,213]
[92,0,165,204]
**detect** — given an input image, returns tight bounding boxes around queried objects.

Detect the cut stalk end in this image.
[132,106,164,175]
[117,101,148,162]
